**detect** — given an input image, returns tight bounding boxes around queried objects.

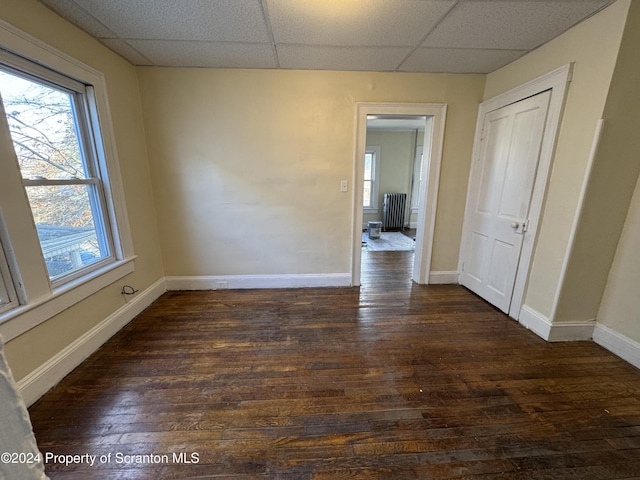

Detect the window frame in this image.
[363,146,381,213]
[0,20,135,342]
[0,59,117,286]
[0,235,18,315]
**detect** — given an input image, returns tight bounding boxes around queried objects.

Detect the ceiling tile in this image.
[268,0,456,46]
[277,45,412,72]
[127,40,278,69]
[422,0,611,50]
[40,0,118,38]
[400,47,526,74]
[99,39,154,66]
[36,0,614,71]
[70,0,271,43]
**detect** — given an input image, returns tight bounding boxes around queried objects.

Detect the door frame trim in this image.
[459,64,573,319]
[351,103,447,286]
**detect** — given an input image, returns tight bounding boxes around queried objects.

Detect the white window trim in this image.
[363,146,381,213]
[0,19,135,342]
[0,259,134,342]
[0,240,17,315]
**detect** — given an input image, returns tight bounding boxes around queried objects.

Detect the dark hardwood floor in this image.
[28,251,640,479]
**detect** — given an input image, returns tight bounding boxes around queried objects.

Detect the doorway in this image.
[352,103,447,287]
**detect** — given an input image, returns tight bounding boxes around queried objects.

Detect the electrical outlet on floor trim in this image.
[216,281,228,289]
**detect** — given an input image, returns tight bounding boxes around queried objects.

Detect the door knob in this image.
[511,222,519,229]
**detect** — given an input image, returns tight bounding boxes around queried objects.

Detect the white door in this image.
[459,91,551,314]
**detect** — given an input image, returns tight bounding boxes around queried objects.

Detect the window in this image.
[411,146,424,211]
[0,26,134,339]
[363,146,380,211]
[0,56,113,285]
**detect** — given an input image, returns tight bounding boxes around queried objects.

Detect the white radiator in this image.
[382,193,406,231]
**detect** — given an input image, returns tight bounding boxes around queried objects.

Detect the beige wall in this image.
[0,0,163,381]
[138,68,484,277]
[598,174,640,343]
[557,0,640,326]
[483,0,630,320]
[593,0,640,345]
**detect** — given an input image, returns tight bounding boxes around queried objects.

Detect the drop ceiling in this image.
[38,0,615,74]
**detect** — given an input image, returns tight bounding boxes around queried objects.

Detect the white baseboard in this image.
[18,278,166,407]
[518,305,595,342]
[593,323,640,370]
[428,271,458,285]
[547,321,595,342]
[165,273,352,291]
[518,305,552,340]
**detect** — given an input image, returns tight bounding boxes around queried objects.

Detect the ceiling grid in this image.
[38,0,615,73]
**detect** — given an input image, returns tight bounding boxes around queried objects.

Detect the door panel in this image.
[477,114,509,214]
[460,91,551,313]
[467,232,488,282]
[487,239,513,296]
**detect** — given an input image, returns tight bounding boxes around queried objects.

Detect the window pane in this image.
[0,71,87,180]
[412,151,424,209]
[363,180,371,207]
[364,153,373,181]
[25,185,109,280]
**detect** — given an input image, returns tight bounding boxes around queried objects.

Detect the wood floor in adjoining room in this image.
[29,251,640,479]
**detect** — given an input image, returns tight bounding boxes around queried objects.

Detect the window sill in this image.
[0,257,135,342]
[364,208,379,214]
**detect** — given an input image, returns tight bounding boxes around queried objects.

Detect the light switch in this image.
[340,180,348,192]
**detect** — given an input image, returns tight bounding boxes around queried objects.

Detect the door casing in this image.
[351,103,447,286]
[459,64,572,319]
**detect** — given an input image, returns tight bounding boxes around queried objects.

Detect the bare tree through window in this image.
[0,69,110,280]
